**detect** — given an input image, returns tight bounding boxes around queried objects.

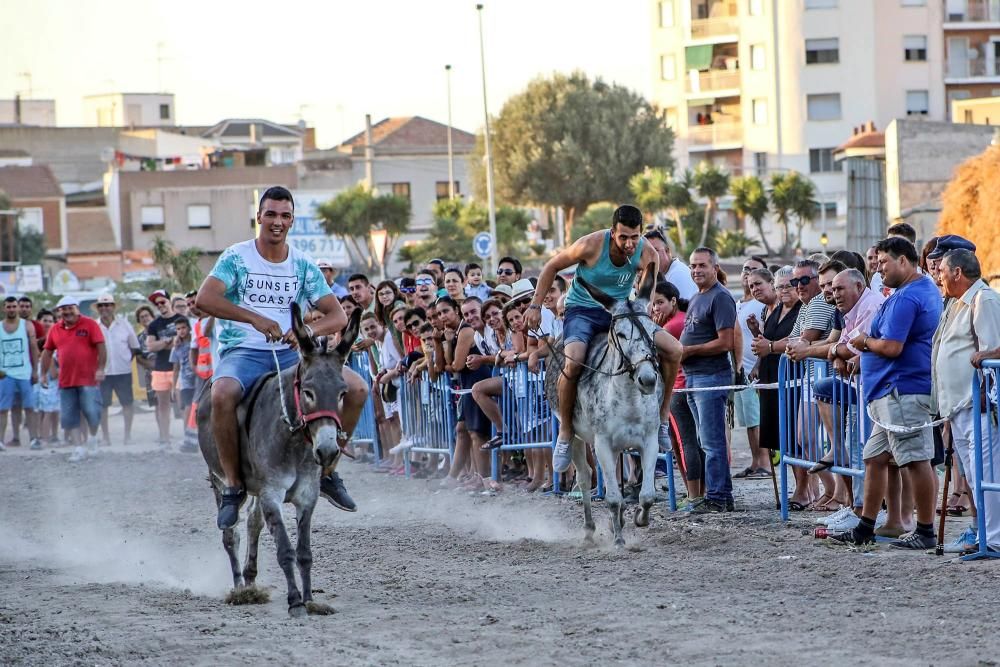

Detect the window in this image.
[904,35,927,62]
[818,201,837,219]
[748,0,763,15]
[750,44,766,70]
[141,205,165,231]
[964,109,974,123]
[807,93,842,121]
[752,98,768,125]
[754,152,768,176]
[391,183,411,201]
[658,0,674,27]
[660,54,676,81]
[809,148,842,173]
[805,38,839,64]
[159,104,170,120]
[805,0,837,8]
[435,181,460,201]
[17,207,43,235]
[901,0,925,5]
[906,90,929,116]
[187,204,211,228]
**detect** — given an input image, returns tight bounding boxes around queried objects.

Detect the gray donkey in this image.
[545,268,663,547]
[198,304,360,617]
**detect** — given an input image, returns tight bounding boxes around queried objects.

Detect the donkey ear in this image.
[333,308,363,360]
[576,275,616,311]
[636,262,656,301]
[291,302,317,356]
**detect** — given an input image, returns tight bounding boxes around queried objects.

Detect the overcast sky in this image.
[3,0,650,147]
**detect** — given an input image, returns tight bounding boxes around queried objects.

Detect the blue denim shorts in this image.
[214,346,301,396]
[0,376,36,410]
[813,376,857,405]
[60,385,102,431]
[562,306,611,345]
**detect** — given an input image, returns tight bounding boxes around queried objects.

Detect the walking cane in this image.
[935,423,954,556]
[769,453,780,510]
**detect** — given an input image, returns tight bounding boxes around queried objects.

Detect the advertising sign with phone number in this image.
[289,191,350,267]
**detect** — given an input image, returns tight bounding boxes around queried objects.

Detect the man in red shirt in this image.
[40,296,106,462]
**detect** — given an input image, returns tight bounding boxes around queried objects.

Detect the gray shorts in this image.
[734,387,760,428]
[862,391,934,466]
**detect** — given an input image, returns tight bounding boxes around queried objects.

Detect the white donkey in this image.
[545,268,664,546]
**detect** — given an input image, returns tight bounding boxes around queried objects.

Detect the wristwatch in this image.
[527,304,542,311]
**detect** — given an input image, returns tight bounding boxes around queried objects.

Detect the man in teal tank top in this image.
[0,296,40,449]
[525,205,682,472]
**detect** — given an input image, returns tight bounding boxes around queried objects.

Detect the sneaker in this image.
[875,509,887,529]
[943,525,978,554]
[816,506,852,526]
[726,498,736,512]
[68,446,87,463]
[320,472,357,512]
[827,510,862,532]
[552,439,573,473]
[689,498,727,514]
[29,438,43,451]
[389,437,413,456]
[889,530,936,550]
[828,528,876,552]
[679,496,703,512]
[217,486,246,530]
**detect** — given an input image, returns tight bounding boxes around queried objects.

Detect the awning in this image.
[685,45,714,71]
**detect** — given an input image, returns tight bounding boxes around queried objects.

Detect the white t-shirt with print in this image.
[208,239,331,352]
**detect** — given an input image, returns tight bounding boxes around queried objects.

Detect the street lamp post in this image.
[476,3,499,273]
[445,64,455,199]
[370,226,388,282]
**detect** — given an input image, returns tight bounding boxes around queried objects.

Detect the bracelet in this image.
[527,304,542,311]
[863,336,870,351]
[304,324,315,339]
[768,340,773,354]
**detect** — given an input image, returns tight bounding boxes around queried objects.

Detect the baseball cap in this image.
[317,259,335,270]
[55,295,79,309]
[927,234,976,260]
[95,294,115,305]
[147,289,170,303]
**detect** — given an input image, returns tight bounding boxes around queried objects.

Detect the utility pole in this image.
[364,114,374,189]
[445,65,455,199]
[476,3,499,272]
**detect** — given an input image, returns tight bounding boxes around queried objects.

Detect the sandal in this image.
[480,434,503,451]
[788,500,809,511]
[733,466,756,479]
[938,492,961,516]
[947,491,971,517]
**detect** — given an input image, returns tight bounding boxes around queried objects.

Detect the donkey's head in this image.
[577,264,660,395]
[290,302,362,468]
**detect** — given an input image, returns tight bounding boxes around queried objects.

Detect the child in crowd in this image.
[464,263,493,301]
[169,319,196,429]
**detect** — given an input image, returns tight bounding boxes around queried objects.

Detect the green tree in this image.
[629,167,693,251]
[769,172,817,253]
[730,175,773,255]
[471,71,674,245]
[573,203,616,241]
[405,199,531,265]
[315,184,411,271]
[149,236,204,292]
[692,162,730,249]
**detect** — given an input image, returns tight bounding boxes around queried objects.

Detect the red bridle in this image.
[290,366,343,445]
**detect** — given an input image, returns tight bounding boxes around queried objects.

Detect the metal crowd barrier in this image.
[401,370,456,476]
[778,357,869,521]
[347,351,382,463]
[967,361,1000,561]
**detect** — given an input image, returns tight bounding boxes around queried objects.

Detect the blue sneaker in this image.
[943,525,978,554]
[552,440,573,473]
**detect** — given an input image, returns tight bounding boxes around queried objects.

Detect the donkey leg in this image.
[594,439,625,547]
[294,498,333,615]
[242,498,264,587]
[259,491,305,617]
[212,481,244,589]
[635,436,659,528]
[570,439,595,540]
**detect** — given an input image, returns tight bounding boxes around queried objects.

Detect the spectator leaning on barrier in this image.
[0,296,40,451]
[95,294,140,446]
[932,247,1000,555]
[680,247,737,514]
[831,237,943,550]
[41,295,106,463]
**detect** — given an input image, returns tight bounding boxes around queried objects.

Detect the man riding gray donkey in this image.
[528,205,682,544]
[196,185,367,530]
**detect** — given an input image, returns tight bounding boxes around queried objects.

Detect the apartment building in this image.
[944,0,1000,115]
[650,0,945,250]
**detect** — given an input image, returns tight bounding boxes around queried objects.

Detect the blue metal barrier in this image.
[778,357,868,521]
[347,352,381,463]
[490,361,559,489]
[401,370,456,476]
[966,361,1000,561]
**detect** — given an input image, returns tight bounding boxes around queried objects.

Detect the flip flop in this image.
[480,434,503,451]
[788,500,809,511]
[733,466,756,479]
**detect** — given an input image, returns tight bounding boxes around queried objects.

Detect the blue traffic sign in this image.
[473,232,493,259]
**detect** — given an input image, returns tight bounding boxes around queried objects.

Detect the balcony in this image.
[690,16,739,40]
[945,0,1000,23]
[687,122,743,150]
[685,68,740,94]
[946,56,1000,80]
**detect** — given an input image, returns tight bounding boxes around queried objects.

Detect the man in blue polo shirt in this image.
[831,237,942,550]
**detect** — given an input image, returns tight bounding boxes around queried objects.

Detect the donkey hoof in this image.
[306,601,336,616]
[613,536,626,549]
[634,507,650,528]
[288,603,307,618]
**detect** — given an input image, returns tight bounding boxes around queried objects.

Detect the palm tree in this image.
[628,167,670,224]
[663,170,693,251]
[788,175,818,250]
[692,162,730,248]
[768,172,818,254]
[730,175,773,255]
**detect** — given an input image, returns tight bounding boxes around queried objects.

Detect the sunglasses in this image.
[777,284,794,291]
[415,278,435,286]
[789,276,814,287]
[400,286,416,294]
[496,268,516,276]
[406,320,421,330]
[96,303,114,308]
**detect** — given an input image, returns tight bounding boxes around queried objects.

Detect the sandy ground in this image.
[2,407,999,667]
